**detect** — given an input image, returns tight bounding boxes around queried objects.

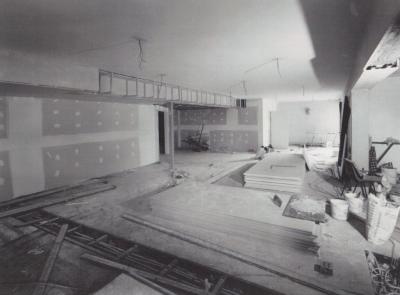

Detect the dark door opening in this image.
[158,111,165,154]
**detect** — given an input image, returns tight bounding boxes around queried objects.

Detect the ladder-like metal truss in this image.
[99,70,238,108]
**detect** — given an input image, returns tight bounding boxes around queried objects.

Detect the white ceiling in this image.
[0,0,371,100]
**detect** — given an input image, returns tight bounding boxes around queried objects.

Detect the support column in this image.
[260,99,277,147]
[168,102,175,171]
[351,89,370,170]
[177,110,182,149]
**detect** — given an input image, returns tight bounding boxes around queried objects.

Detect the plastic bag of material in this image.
[366,193,400,245]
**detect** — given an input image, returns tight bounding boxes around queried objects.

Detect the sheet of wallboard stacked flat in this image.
[303,146,338,173]
[244,153,305,193]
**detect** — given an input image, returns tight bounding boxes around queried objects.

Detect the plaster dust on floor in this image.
[1,151,394,295]
[33,151,373,294]
[121,180,374,295]
[288,197,325,214]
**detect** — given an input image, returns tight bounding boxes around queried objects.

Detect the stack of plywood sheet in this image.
[244,152,305,193]
[145,204,319,255]
[303,146,338,174]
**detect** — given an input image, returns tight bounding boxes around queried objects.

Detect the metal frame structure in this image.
[372,141,400,164]
[98,70,237,108]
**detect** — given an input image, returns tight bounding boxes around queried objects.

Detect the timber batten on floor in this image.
[14,209,282,295]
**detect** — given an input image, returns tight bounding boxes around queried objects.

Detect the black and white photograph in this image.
[1,1,400,294]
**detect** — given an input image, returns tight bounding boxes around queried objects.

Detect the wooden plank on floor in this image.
[210,275,227,295]
[32,224,69,295]
[159,258,179,276]
[0,186,69,209]
[81,253,189,295]
[88,234,108,245]
[0,185,115,219]
[149,205,319,254]
[122,213,349,295]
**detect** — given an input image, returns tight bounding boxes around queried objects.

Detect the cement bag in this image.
[366,193,400,245]
[344,192,363,215]
[382,167,398,185]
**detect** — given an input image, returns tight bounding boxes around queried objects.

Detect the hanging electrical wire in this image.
[242,80,248,96]
[272,57,310,99]
[232,56,310,99]
[274,57,282,79]
[66,39,136,56]
[244,59,275,74]
[227,80,244,97]
[135,38,146,70]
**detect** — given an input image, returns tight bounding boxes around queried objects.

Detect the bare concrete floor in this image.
[1,151,397,295]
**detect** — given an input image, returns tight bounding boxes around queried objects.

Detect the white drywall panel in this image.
[138,105,159,166]
[0,51,98,91]
[277,100,340,146]
[0,96,158,198]
[271,110,289,149]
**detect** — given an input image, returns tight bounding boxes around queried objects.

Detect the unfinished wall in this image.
[272,100,340,147]
[271,110,289,149]
[352,75,400,170]
[0,97,159,200]
[0,50,98,91]
[176,100,260,153]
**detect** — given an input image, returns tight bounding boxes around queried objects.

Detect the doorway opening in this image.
[158,111,166,154]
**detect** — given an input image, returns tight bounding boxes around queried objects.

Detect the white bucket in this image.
[344,192,363,214]
[330,199,349,221]
[382,167,397,185]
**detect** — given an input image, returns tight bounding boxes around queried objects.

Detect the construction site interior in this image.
[2,1,400,295]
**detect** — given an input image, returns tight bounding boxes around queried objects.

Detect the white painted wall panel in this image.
[276,100,340,146]
[271,110,289,149]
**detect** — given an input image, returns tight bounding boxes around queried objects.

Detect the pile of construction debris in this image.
[366,250,400,295]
